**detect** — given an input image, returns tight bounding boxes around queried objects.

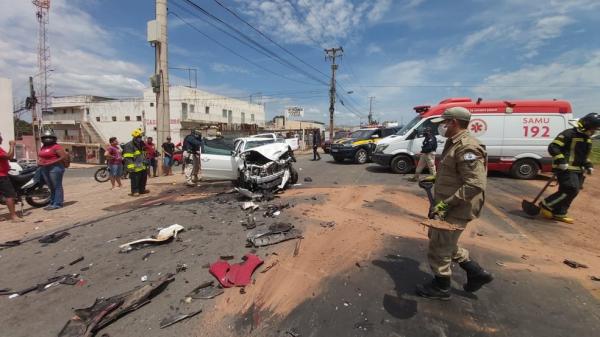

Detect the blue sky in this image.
[2,0,600,124]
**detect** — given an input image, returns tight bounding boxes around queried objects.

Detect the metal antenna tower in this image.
[33,0,51,140]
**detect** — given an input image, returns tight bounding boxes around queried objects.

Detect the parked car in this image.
[322,130,352,154]
[329,127,400,164]
[372,97,573,179]
[249,133,299,151]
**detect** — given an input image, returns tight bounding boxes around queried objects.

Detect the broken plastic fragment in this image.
[160,309,202,329]
[38,231,70,244]
[187,281,224,299]
[118,224,185,252]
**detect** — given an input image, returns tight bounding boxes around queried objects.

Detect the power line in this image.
[358,84,600,88]
[212,0,330,80]
[179,0,329,86]
[169,11,315,86]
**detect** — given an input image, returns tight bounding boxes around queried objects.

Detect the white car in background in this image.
[249,133,299,151]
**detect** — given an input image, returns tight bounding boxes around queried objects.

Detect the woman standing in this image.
[105,137,123,190]
[38,130,69,210]
[145,137,158,178]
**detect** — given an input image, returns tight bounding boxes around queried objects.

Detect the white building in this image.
[0,78,15,143]
[44,86,266,163]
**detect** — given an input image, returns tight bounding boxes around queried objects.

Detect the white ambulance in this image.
[371,97,573,179]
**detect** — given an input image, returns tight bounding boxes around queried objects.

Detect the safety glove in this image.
[432,201,449,220]
[558,163,569,170]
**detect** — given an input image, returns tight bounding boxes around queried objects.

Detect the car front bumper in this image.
[371,153,393,166]
[329,146,357,159]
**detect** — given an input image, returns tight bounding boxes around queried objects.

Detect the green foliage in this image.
[14,119,33,137]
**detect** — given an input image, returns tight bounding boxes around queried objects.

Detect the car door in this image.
[200,139,238,180]
[409,118,442,155]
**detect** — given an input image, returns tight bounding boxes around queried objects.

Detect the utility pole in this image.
[325,47,343,141]
[155,0,170,161]
[27,76,40,154]
[368,96,375,125]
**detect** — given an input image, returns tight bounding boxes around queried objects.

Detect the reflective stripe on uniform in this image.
[544,194,567,207]
[123,153,134,158]
[569,138,585,166]
[553,154,565,159]
[551,139,565,147]
[127,164,135,169]
[551,164,582,171]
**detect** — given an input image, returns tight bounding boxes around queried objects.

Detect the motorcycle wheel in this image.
[25,186,51,208]
[94,167,110,183]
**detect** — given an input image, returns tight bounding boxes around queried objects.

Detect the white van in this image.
[371,97,573,179]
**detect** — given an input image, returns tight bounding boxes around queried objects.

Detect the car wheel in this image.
[354,149,368,164]
[510,158,539,179]
[333,156,344,163]
[391,155,414,174]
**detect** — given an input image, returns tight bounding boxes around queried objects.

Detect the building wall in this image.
[0,78,15,143]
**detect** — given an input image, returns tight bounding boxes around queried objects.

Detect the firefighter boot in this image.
[416,276,451,300]
[552,214,575,224]
[460,260,494,292]
[539,202,554,220]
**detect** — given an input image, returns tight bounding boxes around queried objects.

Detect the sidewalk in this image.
[0,172,224,242]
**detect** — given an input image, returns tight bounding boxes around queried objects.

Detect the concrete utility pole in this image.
[325,47,343,141]
[155,0,170,154]
[27,76,40,154]
[368,96,375,125]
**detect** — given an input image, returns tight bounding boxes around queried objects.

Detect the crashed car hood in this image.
[241,143,289,161]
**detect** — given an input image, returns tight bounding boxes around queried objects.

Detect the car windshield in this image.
[334,131,349,139]
[350,130,376,139]
[396,117,422,135]
[244,139,274,150]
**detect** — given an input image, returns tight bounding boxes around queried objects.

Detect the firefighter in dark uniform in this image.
[123,128,148,197]
[416,107,493,300]
[541,112,600,223]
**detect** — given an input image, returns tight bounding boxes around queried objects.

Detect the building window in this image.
[222,109,227,118]
[136,116,142,121]
[241,112,246,124]
[96,117,100,122]
[182,103,188,120]
[189,104,195,113]
[63,109,67,114]
[150,102,154,107]
[125,116,131,121]
[86,108,90,115]
[251,114,255,122]
[205,106,210,114]
[112,116,117,122]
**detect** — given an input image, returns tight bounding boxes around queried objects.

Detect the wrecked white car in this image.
[200,137,298,192]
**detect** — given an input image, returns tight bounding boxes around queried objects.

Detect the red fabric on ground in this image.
[209,254,264,288]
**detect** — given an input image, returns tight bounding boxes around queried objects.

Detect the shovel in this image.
[418,179,436,219]
[521,175,556,216]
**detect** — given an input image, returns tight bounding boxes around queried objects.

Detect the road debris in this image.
[242,214,257,230]
[496,261,505,267]
[286,328,301,337]
[69,256,85,266]
[160,309,202,329]
[293,238,302,257]
[235,187,263,200]
[0,240,21,248]
[246,223,302,247]
[304,177,312,182]
[241,201,260,211]
[58,274,174,337]
[142,251,155,261]
[176,263,188,273]
[260,260,279,273]
[263,203,290,217]
[186,281,224,300]
[38,231,70,244]
[2,274,81,298]
[209,254,264,288]
[320,221,336,228]
[140,275,148,282]
[220,255,235,260]
[591,276,600,281]
[119,224,185,253]
[563,259,588,269]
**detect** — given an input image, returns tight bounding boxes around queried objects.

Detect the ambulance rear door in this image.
[502,113,568,158]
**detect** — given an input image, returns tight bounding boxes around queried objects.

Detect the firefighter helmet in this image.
[578,112,600,131]
[131,128,143,138]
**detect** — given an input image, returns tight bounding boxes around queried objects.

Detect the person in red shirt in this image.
[0,133,22,222]
[145,137,158,178]
[38,130,69,210]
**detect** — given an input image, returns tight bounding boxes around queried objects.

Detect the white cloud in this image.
[0,0,147,99]
[211,63,250,74]
[524,15,574,58]
[473,51,600,116]
[236,0,392,46]
[366,43,383,55]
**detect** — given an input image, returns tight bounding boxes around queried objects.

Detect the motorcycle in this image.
[0,166,51,208]
[94,161,129,183]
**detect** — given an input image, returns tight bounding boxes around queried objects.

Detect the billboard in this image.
[286,106,304,118]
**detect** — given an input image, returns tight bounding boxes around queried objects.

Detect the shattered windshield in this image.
[396,117,422,136]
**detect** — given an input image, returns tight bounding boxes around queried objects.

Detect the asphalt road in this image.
[1,154,598,337]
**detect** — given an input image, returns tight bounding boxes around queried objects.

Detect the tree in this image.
[14,118,33,139]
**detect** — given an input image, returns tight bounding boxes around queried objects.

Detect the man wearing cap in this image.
[416,106,493,300]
